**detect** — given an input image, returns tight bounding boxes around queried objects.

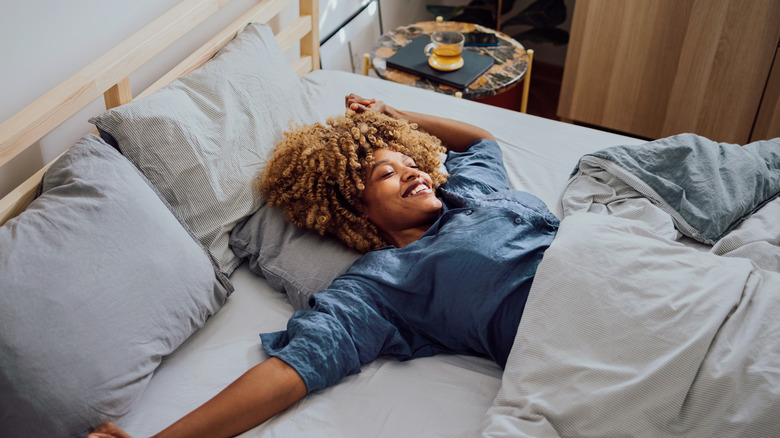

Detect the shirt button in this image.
[465,209,473,215]
[515,217,523,224]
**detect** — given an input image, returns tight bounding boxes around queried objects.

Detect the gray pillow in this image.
[0,135,231,436]
[230,206,361,310]
[90,23,319,275]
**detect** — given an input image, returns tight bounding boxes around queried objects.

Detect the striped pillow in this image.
[91,23,320,275]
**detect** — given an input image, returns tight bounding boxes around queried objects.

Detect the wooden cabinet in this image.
[557,0,780,143]
[752,47,780,142]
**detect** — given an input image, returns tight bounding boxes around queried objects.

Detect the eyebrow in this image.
[370,155,414,177]
[369,160,391,179]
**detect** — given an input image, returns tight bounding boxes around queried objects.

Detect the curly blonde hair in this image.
[259,110,448,253]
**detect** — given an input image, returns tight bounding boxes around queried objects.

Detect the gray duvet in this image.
[484,135,780,437]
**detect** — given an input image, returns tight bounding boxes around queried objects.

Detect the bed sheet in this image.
[117,70,645,437]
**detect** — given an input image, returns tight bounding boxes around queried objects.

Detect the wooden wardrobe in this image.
[557,0,780,143]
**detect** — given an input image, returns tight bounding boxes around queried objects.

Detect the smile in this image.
[403,181,432,198]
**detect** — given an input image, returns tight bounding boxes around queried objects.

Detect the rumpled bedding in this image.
[563,133,780,244]
[484,135,780,437]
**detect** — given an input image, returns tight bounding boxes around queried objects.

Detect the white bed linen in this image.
[486,151,780,437]
[485,213,780,438]
[118,70,644,437]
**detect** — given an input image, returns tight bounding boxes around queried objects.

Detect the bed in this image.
[1,1,779,437]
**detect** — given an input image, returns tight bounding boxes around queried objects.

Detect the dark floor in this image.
[476,60,563,120]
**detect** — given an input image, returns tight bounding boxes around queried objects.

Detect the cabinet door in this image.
[751,47,780,142]
[557,0,780,143]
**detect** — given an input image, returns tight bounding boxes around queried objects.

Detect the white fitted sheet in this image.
[117,70,644,437]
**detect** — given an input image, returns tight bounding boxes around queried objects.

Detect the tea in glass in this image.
[424,31,465,71]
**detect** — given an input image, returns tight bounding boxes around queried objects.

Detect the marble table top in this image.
[370,21,529,99]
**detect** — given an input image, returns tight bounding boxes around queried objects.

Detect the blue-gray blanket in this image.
[572,133,780,244]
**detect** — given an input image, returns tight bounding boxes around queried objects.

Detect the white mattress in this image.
[118,70,643,437]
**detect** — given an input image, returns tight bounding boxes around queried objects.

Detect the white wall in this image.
[0,0,285,199]
[379,0,464,32]
[379,1,430,31]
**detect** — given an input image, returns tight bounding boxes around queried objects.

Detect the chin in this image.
[428,197,443,210]
[423,200,443,217]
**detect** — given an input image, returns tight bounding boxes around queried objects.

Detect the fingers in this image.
[345,93,376,113]
[87,422,133,438]
[350,102,372,112]
[345,93,371,106]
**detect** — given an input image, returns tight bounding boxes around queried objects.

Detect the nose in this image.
[402,168,419,181]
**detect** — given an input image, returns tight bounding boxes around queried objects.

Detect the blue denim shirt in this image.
[261,139,559,393]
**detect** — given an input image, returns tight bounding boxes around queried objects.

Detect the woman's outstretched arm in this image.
[89,357,306,438]
[345,94,495,152]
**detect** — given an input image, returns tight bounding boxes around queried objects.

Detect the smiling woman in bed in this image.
[90,94,559,438]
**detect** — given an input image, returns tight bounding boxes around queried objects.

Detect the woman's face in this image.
[359,148,443,240]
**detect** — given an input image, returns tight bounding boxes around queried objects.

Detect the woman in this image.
[89,94,559,438]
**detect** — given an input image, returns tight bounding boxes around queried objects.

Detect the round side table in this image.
[369,21,529,99]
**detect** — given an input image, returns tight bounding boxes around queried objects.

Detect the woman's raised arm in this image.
[345,94,495,152]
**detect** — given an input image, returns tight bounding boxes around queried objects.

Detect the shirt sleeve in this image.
[443,139,510,196]
[260,275,420,393]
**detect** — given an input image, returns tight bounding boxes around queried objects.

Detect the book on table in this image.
[386,36,495,89]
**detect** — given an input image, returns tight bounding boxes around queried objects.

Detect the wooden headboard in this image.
[0,0,319,226]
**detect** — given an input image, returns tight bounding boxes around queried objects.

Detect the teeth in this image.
[410,185,427,196]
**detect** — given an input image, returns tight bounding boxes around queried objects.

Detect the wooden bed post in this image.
[104,77,133,109]
[299,0,319,71]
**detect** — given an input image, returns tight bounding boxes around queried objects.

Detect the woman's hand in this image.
[345,94,387,114]
[343,93,495,151]
[87,422,132,438]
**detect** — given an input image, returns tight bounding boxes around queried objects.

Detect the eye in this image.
[378,167,394,179]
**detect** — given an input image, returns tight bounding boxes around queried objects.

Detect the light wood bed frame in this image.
[0,0,319,227]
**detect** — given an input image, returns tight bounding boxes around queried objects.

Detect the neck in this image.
[383,225,430,249]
